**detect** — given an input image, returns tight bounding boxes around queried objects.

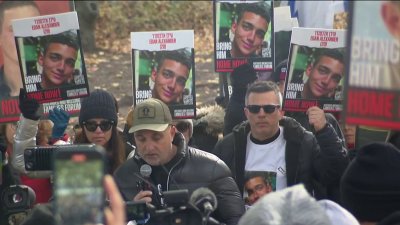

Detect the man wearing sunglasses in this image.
[213,81,348,201]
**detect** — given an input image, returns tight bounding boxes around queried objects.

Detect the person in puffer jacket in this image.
[114,98,245,225]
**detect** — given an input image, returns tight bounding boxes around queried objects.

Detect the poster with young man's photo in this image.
[343,1,400,130]
[13,11,88,105]
[131,30,196,119]
[243,170,276,209]
[214,0,273,72]
[282,27,346,112]
[221,3,285,106]
[0,1,73,123]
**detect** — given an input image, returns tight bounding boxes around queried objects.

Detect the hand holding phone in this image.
[104,175,126,225]
[53,145,106,225]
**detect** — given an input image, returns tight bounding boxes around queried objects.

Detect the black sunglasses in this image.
[246,104,280,114]
[175,122,190,133]
[83,120,114,132]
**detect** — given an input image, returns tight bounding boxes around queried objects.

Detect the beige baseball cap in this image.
[129,98,172,133]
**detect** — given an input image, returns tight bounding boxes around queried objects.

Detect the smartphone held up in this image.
[53,144,106,225]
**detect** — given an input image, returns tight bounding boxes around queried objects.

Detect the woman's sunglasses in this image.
[83,120,114,132]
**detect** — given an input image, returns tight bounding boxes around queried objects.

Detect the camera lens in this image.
[26,162,33,170]
[12,193,23,203]
[25,149,33,156]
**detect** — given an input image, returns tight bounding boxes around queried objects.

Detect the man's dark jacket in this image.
[213,116,348,195]
[114,133,245,225]
[284,111,346,202]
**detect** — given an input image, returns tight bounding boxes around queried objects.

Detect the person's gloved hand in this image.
[18,88,40,120]
[49,107,70,139]
[306,106,327,133]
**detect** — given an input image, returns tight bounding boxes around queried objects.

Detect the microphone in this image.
[189,187,218,216]
[140,164,152,178]
[139,164,152,191]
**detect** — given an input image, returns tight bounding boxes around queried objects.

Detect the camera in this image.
[1,138,34,225]
[124,190,189,222]
[0,185,36,225]
[125,201,148,221]
[24,146,55,171]
[1,185,35,214]
[24,144,98,171]
[125,189,223,225]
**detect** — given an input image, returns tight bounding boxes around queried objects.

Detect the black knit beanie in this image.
[79,89,118,125]
[340,142,400,222]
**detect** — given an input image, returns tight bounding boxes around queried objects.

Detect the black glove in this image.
[18,88,40,120]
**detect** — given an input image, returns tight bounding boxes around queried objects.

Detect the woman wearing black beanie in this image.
[75,89,126,174]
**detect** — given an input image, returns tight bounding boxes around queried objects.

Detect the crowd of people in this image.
[2,79,400,225]
[1,1,400,225]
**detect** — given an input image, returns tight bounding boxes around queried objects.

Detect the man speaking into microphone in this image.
[114,98,245,225]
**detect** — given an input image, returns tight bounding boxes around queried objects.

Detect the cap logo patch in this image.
[138,106,155,119]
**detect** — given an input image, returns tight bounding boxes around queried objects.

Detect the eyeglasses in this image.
[246,105,280,114]
[83,120,114,132]
[175,122,190,133]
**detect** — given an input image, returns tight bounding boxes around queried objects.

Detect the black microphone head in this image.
[189,187,217,211]
[140,164,152,178]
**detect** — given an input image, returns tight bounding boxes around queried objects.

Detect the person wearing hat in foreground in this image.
[341,142,400,225]
[113,98,245,225]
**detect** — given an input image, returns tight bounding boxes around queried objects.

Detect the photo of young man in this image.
[244,172,274,206]
[230,2,270,58]
[37,30,79,90]
[151,49,192,105]
[302,49,344,99]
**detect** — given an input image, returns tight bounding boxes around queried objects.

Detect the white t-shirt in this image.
[245,127,287,190]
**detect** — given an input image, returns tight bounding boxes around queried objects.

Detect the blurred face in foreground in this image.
[0,5,40,95]
[381,1,400,40]
[0,5,40,65]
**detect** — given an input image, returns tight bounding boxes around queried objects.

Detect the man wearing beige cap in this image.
[113,98,245,225]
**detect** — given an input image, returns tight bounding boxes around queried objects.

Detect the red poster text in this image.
[347,90,395,119]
